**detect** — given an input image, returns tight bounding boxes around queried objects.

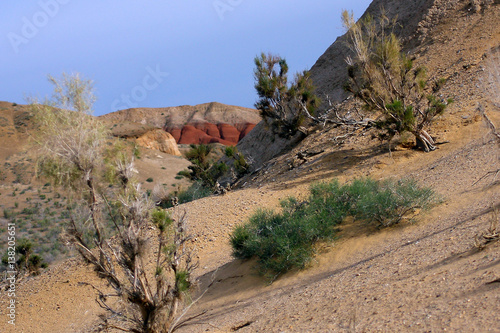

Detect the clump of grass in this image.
[177,181,212,204]
[230,177,436,280]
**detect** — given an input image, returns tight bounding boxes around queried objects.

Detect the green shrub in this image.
[177,181,212,204]
[342,10,452,151]
[254,53,320,137]
[6,238,47,274]
[347,178,435,227]
[175,270,191,292]
[146,177,154,183]
[151,208,172,231]
[21,206,39,215]
[225,146,236,158]
[3,209,13,219]
[230,177,436,280]
[133,144,141,159]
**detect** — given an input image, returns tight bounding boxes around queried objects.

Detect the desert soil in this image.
[1,1,499,332]
[2,105,499,333]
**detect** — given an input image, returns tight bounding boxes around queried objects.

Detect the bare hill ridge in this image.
[100,102,261,145]
[1,0,499,332]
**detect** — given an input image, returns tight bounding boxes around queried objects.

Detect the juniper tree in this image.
[254,53,320,137]
[342,10,452,152]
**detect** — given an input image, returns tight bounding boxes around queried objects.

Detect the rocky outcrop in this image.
[166,122,256,146]
[100,102,261,146]
[236,121,305,172]
[136,129,181,156]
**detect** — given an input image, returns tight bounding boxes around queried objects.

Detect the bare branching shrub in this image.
[30,73,197,333]
[475,48,500,185]
[474,209,499,250]
[342,10,452,152]
[254,53,320,137]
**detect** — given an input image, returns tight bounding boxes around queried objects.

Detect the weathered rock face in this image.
[166,122,255,146]
[136,129,181,156]
[100,102,261,146]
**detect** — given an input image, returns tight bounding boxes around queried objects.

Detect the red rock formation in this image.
[193,122,221,138]
[169,128,182,143]
[178,125,210,145]
[166,121,255,146]
[99,102,261,146]
[217,123,240,144]
[238,123,256,141]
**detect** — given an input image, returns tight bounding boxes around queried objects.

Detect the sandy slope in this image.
[2,104,498,333]
[1,1,499,332]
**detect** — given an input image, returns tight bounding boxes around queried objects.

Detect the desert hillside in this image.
[0,0,499,332]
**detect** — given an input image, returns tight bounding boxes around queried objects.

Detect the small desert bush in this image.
[180,144,228,188]
[225,146,237,158]
[177,181,213,204]
[156,181,214,208]
[231,177,436,279]
[345,178,435,227]
[2,238,47,275]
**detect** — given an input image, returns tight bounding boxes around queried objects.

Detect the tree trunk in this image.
[414,129,436,152]
[144,293,179,333]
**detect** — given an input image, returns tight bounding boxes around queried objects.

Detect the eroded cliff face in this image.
[135,129,182,156]
[100,102,261,146]
[165,122,256,146]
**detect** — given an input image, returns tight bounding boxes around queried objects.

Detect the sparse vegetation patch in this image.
[231,177,436,280]
[342,10,452,151]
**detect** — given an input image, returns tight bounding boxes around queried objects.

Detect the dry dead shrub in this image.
[30,73,200,333]
[474,208,500,250]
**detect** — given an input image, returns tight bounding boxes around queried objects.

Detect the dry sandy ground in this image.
[1,2,499,332]
[1,107,498,333]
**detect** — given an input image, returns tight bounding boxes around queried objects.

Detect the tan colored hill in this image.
[1,1,499,332]
[0,102,192,268]
[99,102,261,146]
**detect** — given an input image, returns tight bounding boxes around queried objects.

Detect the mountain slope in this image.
[2,1,499,332]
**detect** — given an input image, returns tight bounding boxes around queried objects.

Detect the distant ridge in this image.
[99,102,261,145]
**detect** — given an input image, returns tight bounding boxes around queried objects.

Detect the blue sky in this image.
[1,1,371,116]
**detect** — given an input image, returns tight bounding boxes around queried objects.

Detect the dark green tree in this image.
[254,53,320,137]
